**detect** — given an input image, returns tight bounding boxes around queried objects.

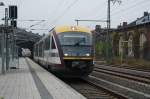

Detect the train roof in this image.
[54,25,91,33]
[34,26,91,45]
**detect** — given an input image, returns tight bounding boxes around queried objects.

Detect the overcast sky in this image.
[0,0,150,34]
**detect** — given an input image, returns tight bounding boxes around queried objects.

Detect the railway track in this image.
[109,65,150,72]
[95,61,150,72]
[94,64,150,80]
[64,78,124,99]
[91,64,150,99]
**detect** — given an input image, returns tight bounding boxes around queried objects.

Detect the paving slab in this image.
[26,58,86,99]
[0,58,41,99]
[0,58,86,99]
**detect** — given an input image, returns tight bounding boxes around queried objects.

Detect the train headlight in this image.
[86,53,90,56]
[64,53,68,56]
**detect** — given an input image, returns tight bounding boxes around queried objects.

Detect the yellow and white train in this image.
[33,25,94,77]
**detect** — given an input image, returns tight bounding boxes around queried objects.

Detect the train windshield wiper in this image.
[74,39,85,46]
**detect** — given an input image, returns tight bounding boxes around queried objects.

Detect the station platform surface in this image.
[0,58,86,99]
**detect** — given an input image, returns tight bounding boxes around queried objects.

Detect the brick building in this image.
[113,12,150,60]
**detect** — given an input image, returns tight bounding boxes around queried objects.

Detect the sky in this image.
[0,0,150,35]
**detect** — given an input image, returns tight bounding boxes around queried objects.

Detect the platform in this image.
[0,58,86,99]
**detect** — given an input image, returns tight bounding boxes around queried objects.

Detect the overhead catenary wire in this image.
[80,0,106,19]
[91,0,150,28]
[110,0,150,26]
[118,1,150,21]
[48,0,66,18]
[110,0,150,18]
[49,0,80,27]
[40,0,66,30]
[94,0,148,20]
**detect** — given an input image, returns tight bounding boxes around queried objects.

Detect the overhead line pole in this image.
[106,0,122,62]
[106,0,111,62]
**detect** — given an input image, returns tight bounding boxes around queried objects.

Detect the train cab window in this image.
[51,37,56,49]
[58,32,92,46]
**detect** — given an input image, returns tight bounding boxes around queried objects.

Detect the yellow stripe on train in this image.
[63,57,93,60]
[55,25,91,33]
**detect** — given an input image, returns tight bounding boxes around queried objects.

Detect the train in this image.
[33,25,94,77]
[21,48,31,57]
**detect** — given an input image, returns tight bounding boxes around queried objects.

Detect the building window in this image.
[140,33,147,53]
[128,35,134,57]
[119,36,123,56]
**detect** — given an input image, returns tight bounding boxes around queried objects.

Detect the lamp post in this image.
[0,2,6,74]
[0,2,5,74]
[4,7,10,70]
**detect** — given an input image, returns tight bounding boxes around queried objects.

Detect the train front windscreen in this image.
[58,32,93,57]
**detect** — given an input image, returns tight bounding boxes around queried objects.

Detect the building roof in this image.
[128,12,150,27]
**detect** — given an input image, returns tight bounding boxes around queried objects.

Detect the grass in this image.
[112,57,150,70]
[95,56,150,71]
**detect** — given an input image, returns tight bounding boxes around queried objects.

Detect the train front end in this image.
[56,26,94,77]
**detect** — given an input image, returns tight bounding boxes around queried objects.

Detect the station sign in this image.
[9,6,17,19]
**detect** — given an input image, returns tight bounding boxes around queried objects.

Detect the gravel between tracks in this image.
[64,78,119,99]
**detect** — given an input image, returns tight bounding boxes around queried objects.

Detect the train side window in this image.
[37,44,39,56]
[45,36,50,50]
[34,45,35,56]
[0,38,1,57]
[42,41,44,57]
[37,44,39,57]
[39,43,42,57]
[51,36,56,49]
[36,45,38,56]
[39,42,44,57]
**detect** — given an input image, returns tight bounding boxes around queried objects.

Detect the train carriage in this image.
[34,25,94,77]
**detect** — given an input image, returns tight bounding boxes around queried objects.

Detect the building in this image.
[113,12,150,60]
[92,25,115,59]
